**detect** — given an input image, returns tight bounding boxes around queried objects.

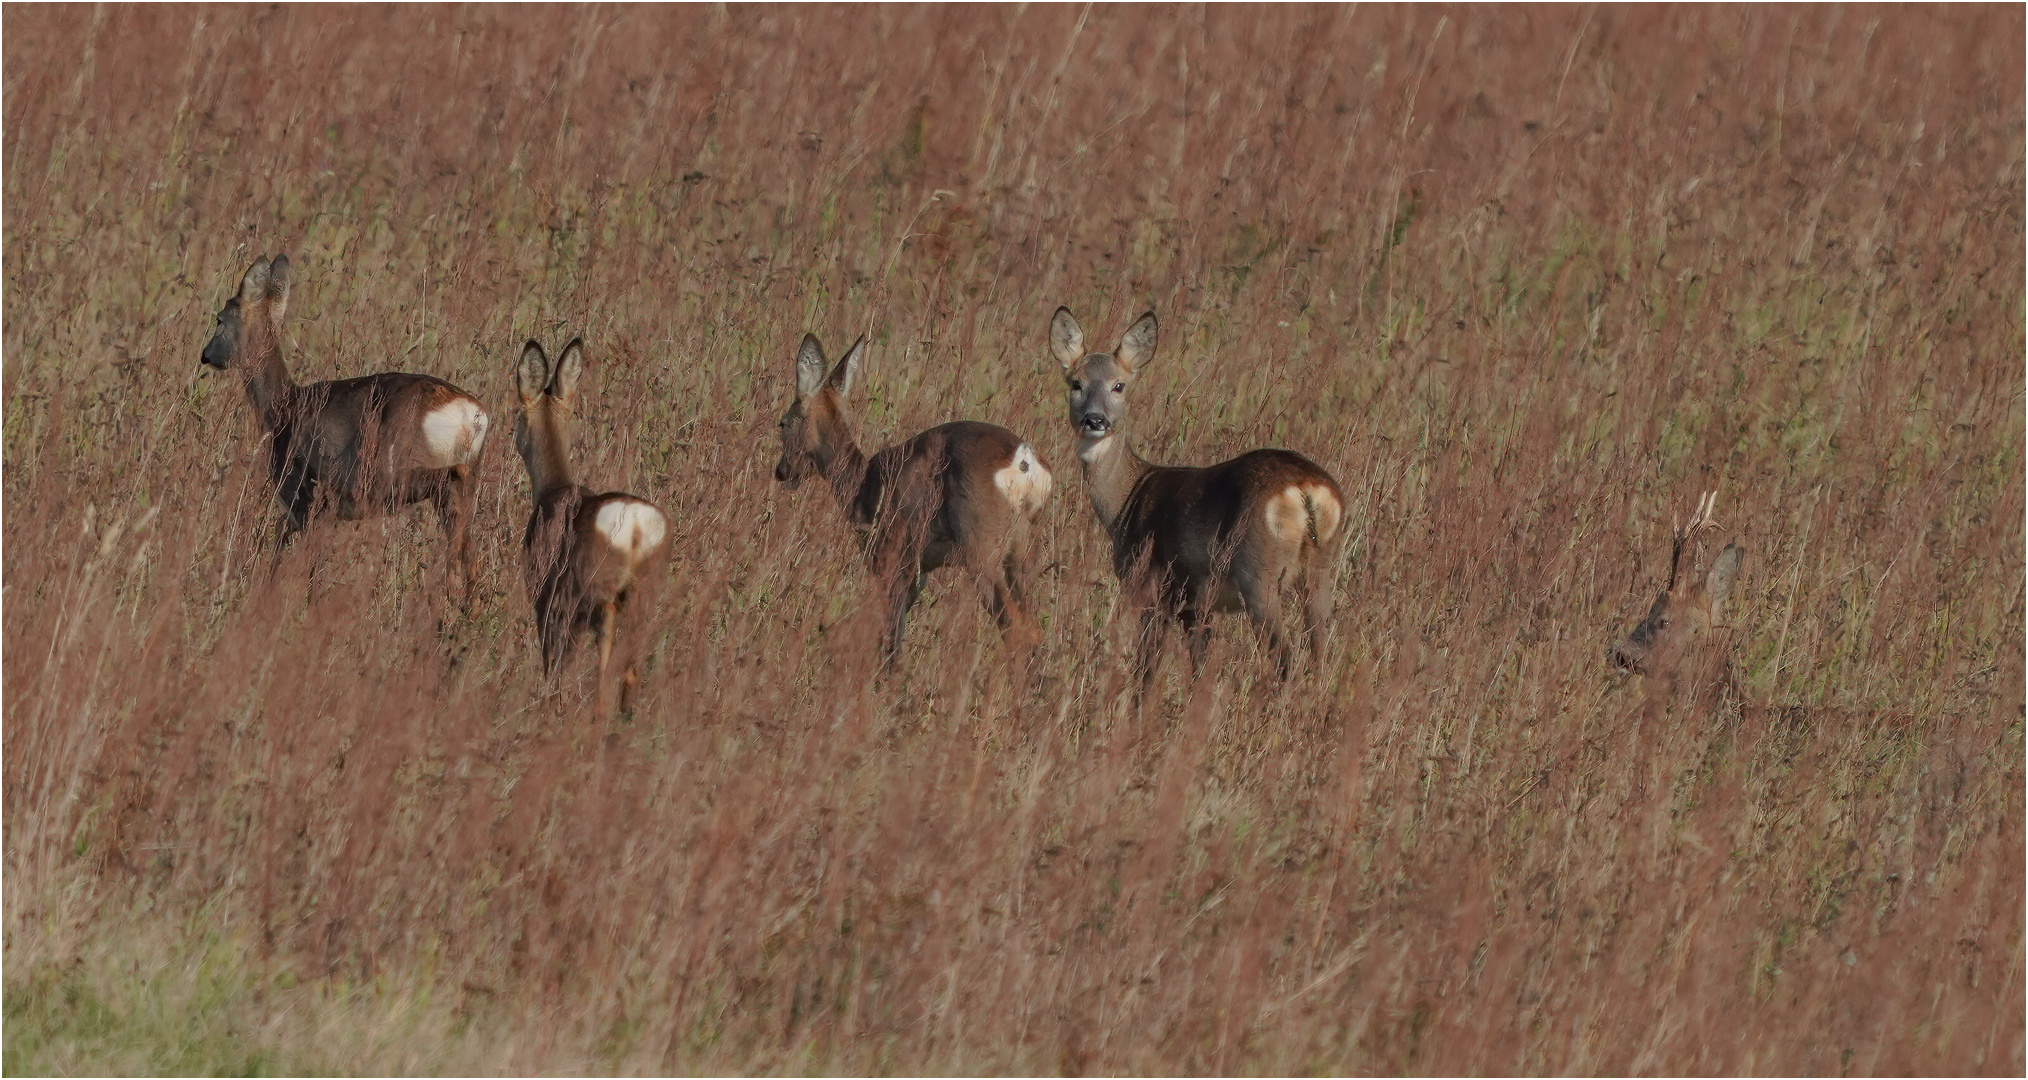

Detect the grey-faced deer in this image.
[514,338,670,720]
[773,332,1053,665]
[1610,491,1743,678]
[200,254,489,604]
[1050,308,1345,691]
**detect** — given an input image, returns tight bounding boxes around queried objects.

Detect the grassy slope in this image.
[4,6,2022,1074]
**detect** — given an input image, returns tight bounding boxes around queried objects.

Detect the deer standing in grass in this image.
[1050,308,1345,692]
[200,254,489,604]
[1610,490,1743,680]
[514,339,670,719]
[773,332,1054,665]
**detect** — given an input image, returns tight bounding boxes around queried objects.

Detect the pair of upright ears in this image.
[1050,308,1159,373]
[517,338,585,405]
[237,254,294,322]
[794,333,867,400]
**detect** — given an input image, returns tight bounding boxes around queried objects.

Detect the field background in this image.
[4,5,2022,1074]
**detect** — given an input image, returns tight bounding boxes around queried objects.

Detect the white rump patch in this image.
[993,443,1054,515]
[594,499,669,561]
[422,399,488,467]
[1264,484,1342,545]
[1304,483,1343,544]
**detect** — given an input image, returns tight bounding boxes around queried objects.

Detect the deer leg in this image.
[593,599,619,720]
[868,519,927,668]
[881,570,926,667]
[1181,607,1214,673]
[612,583,655,717]
[268,476,315,567]
[1233,564,1294,678]
[272,509,306,565]
[535,581,575,681]
[537,609,566,679]
[1300,546,1337,672]
[435,465,477,610]
[1130,607,1170,707]
[980,529,1039,653]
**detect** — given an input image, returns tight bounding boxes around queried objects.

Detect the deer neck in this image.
[239,335,297,430]
[815,427,871,523]
[1075,430,1152,541]
[522,410,577,498]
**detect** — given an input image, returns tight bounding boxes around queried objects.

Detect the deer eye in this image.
[1112,382,1125,393]
[1069,380,1083,391]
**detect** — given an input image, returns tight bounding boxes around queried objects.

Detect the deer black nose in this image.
[200,339,228,369]
[1080,413,1111,434]
[773,461,789,482]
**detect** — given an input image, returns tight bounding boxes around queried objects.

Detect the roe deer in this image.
[514,338,670,720]
[1610,496,1925,738]
[200,254,488,604]
[1610,490,1743,679]
[773,332,1053,665]
[1050,307,1345,691]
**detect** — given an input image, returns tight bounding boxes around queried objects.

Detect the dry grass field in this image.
[4,5,2022,1074]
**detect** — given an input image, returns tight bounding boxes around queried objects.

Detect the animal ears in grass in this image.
[795,333,829,399]
[551,337,585,403]
[829,335,865,396]
[517,340,550,406]
[1116,311,1158,373]
[1049,307,1085,370]
[238,256,271,307]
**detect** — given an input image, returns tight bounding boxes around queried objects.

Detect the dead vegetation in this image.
[4,6,2021,1074]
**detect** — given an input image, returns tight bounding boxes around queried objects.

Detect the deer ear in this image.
[795,334,829,399]
[264,254,292,325]
[830,335,865,396]
[1049,307,1085,370]
[1706,543,1742,623]
[551,338,586,403]
[516,341,549,406]
[1116,311,1158,372]
[237,257,271,307]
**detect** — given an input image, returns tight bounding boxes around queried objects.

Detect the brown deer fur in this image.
[1051,307,1345,688]
[515,338,670,720]
[200,254,489,605]
[773,332,1053,664]
[1610,490,1743,678]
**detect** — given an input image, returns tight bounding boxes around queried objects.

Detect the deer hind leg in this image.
[1232,559,1295,678]
[1299,542,1338,672]
[978,526,1039,652]
[534,579,577,681]
[592,599,621,720]
[610,580,657,717]
[434,464,478,609]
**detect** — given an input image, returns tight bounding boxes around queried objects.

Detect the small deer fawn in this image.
[1610,490,1743,678]
[773,332,1053,665]
[201,254,489,604]
[1051,307,1345,690]
[514,338,670,719]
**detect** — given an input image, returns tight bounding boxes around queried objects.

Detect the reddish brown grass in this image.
[5,5,2021,1074]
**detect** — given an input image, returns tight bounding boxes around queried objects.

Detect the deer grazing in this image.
[1049,308,1345,691]
[200,254,489,604]
[514,338,670,719]
[1610,490,1743,679]
[773,332,1054,664]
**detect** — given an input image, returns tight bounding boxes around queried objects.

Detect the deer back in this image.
[203,254,488,507]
